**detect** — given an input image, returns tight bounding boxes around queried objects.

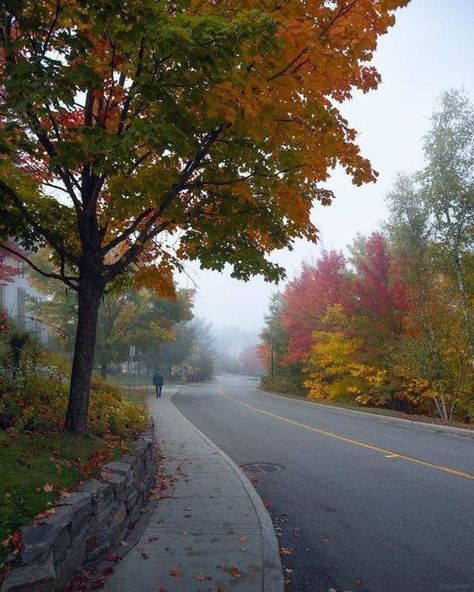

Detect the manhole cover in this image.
[241,463,283,474]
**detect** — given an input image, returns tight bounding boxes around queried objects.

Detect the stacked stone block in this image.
[1,429,156,592]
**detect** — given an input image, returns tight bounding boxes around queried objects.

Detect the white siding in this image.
[0,252,49,342]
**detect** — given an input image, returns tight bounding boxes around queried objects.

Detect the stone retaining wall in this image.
[1,427,156,592]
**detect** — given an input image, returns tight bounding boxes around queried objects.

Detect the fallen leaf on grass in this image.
[90,578,106,589]
[120,540,130,547]
[43,484,54,493]
[10,531,21,552]
[102,567,114,576]
[104,554,119,562]
[169,569,182,578]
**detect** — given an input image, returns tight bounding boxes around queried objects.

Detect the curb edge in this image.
[256,388,474,440]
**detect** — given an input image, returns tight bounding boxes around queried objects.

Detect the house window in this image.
[0,285,5,310]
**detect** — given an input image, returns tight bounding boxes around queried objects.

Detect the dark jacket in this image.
[152,371,164,386]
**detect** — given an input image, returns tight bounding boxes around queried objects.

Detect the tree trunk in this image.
[452,251,474,358]
[65,270,103,434]
[101,362,107,379]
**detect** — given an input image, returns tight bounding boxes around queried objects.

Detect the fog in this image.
[178,0,474,336]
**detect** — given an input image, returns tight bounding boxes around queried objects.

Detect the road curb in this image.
[170,392,284,592]
[256,388,474,440]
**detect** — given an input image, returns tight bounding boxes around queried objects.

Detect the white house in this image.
[0,245,49,342]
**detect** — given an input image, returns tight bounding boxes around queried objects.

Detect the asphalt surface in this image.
[173,374,474,592]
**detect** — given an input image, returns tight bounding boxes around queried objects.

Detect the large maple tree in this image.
[0,0,407,432]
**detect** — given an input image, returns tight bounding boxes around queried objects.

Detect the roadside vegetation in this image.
[260,90,474,424]
[0,320,149,568]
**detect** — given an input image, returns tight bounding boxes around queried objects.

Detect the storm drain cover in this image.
[241,463,283,474]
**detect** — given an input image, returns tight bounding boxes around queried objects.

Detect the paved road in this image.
[173,374,474,592]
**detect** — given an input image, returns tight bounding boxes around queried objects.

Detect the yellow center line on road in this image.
[218,388,474,481]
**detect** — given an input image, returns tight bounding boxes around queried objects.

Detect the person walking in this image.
[152,369,164,398]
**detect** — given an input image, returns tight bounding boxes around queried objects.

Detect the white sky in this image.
[178,0,474,333]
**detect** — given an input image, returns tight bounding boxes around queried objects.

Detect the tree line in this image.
[28,262,215,384]
[260,90,474,422]
[0,0,407,432]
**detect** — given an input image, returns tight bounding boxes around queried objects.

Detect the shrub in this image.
[0,353,149,440]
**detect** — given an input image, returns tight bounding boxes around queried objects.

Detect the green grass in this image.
[0,431,108,564]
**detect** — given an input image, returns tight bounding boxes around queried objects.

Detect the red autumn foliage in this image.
[282,251,350,364]
[349,233,407,337]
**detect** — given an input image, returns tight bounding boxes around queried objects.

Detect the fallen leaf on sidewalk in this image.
[240,547,247,553]
[194,572,205,581]
[280,547,292,556]
[104,554,119,562]
[355,578,363,586]
[239,536,248,542]
[226,567,241,579]
[158,588,169,592]
[169,570,182,578]
[140,549,149,559]
[120,540,129,547]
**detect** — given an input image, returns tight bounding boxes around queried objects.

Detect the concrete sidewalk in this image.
[102,389,283,592]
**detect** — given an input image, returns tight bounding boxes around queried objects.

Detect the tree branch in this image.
[0,243,78,290]
[104,125,226,280]
[0,180,80,265]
